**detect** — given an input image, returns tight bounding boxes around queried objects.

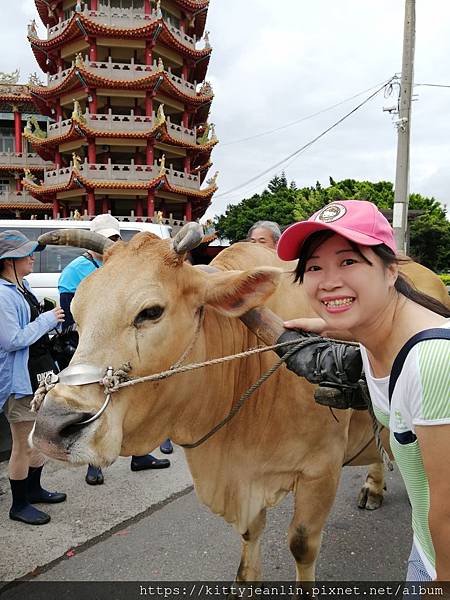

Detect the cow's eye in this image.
[134,305,165,326]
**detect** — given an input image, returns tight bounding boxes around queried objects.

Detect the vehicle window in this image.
[39,228,140,273]
[39,228,89,274]
[120,229,140,241]
[0,227,43,271]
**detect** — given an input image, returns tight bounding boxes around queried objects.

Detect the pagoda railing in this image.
[47,58,201,99]
[43,160,201,191]
[0,152,53,168]
[0,191,42,205]
[46,5,197,51]
[46,111,198,144]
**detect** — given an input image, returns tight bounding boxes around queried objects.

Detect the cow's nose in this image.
[34,402,96,446]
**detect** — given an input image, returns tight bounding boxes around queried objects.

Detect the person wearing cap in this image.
[0,230,67,525]
[277,200,450,582]
[58,214,172,486]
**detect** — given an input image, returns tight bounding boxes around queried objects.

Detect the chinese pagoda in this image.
[23,0,218,221]
[0,71,53,218]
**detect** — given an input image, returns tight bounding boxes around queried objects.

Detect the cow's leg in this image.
[289,470,341,581]
[357,462,385,510]
[236,509,266,583]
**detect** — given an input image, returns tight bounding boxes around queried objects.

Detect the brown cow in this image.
[31,228,446,581]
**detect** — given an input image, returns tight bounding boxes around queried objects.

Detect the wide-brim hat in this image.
[0,230,44,260]
[277,200,396,261]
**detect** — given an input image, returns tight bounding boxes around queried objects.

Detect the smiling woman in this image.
[277,200,450,582]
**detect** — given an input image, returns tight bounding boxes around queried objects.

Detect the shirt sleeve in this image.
[0,302,58,352]
[410,339,450,426]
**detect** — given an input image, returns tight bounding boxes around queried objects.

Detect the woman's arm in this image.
[416,424,450,581]
[0,302,59,352]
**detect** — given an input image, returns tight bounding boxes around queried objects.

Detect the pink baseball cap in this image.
[277,200,396,261]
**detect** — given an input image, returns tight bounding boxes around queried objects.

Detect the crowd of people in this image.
[0,205,448,583]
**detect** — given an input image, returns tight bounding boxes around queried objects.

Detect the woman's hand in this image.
[283,317,328,334]
[284,317,354,341]
[52,307,65,323]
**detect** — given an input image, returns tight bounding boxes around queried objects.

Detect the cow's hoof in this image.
[357,484,384,510]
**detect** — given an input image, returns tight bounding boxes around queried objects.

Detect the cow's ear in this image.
[204,267,281,317]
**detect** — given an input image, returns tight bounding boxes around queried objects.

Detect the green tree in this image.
[215,176,449,272]
[215,175,297,242]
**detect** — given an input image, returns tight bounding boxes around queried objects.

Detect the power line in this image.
[215,78,395,200]
[220,78,393,147]
[415,83,450,88]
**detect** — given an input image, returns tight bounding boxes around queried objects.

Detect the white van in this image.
[0,219,172,302]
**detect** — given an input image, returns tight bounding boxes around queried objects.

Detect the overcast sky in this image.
[3,1,450,219]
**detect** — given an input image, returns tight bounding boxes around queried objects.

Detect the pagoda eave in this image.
[23,170,216,201]
[29,16,211,65]
[30,69,212,108]
[35,0,58,28]
[0,165,49,173]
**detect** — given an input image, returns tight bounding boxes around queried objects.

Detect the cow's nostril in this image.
[59,413,97,438]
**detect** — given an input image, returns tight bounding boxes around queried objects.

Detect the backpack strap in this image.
[389,328,450,404]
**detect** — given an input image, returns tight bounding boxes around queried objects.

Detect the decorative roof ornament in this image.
[75,0,83,12]
[206,171,219,187]
[72,99,86,124]
[199,80,213,96]
[72,153,82,170]
[209,122,217,141]
[28,72,44,86]
[23,168,34,181]
[0,69,20,85]
[203,31,211,49]
[196,123,210,145]
[156,0,162,18]
[24,115,46,139]
[156,57,164,73]
[155,104,166,126]
[158,154,166,176]
[156,210,164,224]
[73,209,82,220]
[75,53,85,69]
[27,20,38,38]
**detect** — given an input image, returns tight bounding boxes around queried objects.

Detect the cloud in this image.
[1,0,449,217]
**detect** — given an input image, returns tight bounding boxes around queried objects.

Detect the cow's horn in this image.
[172,222,204,255]
[38,229,114,255]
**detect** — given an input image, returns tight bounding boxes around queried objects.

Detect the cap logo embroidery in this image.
[316,203,347,223]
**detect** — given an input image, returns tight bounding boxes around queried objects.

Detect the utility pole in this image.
[393,0,416,253]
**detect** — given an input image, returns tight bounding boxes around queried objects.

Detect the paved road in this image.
[0,453,411,591]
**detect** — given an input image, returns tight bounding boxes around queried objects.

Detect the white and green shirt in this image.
[360,322,450,579]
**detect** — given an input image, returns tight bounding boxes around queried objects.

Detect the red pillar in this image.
[15,175,22,192]
[55,151,62,167]
[147,190,155,217]
[88,139,96,164]
[89,39,97,62]
[146,139,154,166]
[182,62,189,81]
[145,41,153,65]
[184,155,191,174]
[52,199,59,219]
[88,90,97,114]
[13,108,22,153]
[56,104,63,120]
[144,0,151,15]
[185,201,192,221]
[101,197,110,213]
[62,204,68,218]
[87,191,96,216]
[90,0,98,9]
[145,92,153,116]
[182,109,189,128]
[136,197,144,219]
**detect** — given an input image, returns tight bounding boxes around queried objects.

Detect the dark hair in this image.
[295,230,450,318]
